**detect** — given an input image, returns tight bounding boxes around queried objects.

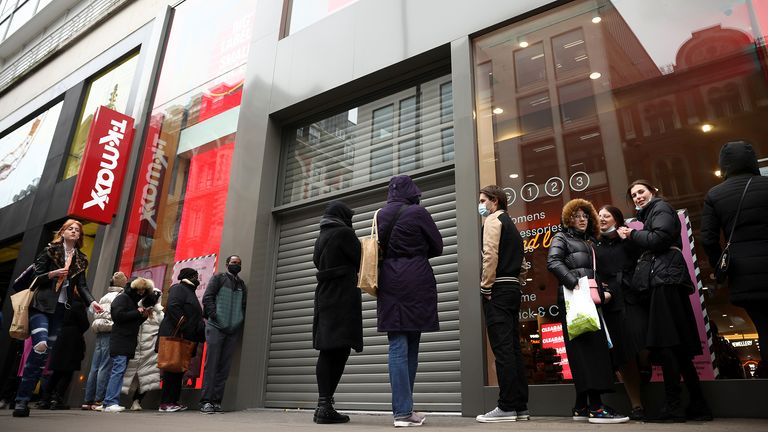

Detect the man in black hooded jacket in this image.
[702,140,768,374]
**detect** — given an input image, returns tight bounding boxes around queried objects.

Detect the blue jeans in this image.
[15,305,65,403]
[84,333,113,403]
[103,355,128,407]
[388,331,421,418]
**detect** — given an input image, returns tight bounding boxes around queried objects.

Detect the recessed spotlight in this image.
[493,107,504,115]
[715,170,722,177]
[519,41,529,48]
[722,314,727,317]
[509,173,519,179]
[701,124,714,133]
[592,16,602,24]
[589,72,602,80]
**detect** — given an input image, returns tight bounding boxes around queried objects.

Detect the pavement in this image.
[0,408,766,431]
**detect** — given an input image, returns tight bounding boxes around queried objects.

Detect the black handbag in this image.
[716,177,753,282]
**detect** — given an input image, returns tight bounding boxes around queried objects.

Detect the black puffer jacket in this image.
[595,231,640,308]
[629,198,692,291]
[547,228,596,290]
[701,141,768,305]
[110,289,149,358]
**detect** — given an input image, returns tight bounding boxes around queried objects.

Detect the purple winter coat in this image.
[376,175,443,332]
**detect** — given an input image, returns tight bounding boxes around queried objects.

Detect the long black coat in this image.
[158,281,205,343]
[701,142,768,305]
[547,225,614,394]
[48,298,89,371]
[110,292,148,358]
[312,216,363,352]
[31,243,95,314]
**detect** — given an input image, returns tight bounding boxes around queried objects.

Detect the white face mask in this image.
[478,203,491,217]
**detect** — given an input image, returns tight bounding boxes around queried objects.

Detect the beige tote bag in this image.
[357,209,380,297]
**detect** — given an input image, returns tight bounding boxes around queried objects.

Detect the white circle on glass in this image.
[521,182,540,202]
[503,187,517,205]
[545,177,564,197]
[569,171,590,192]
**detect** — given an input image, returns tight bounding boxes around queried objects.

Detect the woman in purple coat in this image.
[376,175,443,427]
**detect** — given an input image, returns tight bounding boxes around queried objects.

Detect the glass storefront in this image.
[473,0,768,384]
[63,53,140,179]
[281,76,454,204]
[0,101,63,208]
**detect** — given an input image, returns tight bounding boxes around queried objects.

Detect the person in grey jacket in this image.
[199,255,247,414]
[81,272,127,410]
[701,140,768,373]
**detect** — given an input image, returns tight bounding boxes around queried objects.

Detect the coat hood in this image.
[387,175,421,204]
[719,140,759,178]
[321,200,354,228]
[560,198,600,238]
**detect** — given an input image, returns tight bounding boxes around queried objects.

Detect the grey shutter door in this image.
[266,179,460,412]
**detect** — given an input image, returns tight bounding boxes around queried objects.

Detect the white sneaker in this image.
[130,400,143,411]
[93,404,104,412]
[394,412,426,427]
[476,407,518,423]
[103,404,125,413]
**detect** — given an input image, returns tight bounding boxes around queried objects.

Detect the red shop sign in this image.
[68,106,135,224]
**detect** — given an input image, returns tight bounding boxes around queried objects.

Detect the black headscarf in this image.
[320,200,354,228]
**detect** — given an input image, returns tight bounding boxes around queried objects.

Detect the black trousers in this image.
[160,371,184,404]
[482,284,529,412]
[656,347,704,407]
[46,370,74,399]
[316,348,351,400]
[743,301,768,362]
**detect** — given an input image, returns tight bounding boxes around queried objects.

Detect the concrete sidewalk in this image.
[1,408,766,431]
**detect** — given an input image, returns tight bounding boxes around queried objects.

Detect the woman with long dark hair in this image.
[617,180,711,422]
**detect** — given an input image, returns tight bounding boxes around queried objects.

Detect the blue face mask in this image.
[478,203,491,217]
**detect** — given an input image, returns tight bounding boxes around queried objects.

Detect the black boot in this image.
[12,400,30,418]
[313,397,350,424]
[646,399,685,423]
[686,398,713,421]
[50,393,70,410]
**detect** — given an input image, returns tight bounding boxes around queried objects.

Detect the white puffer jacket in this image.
[122,295,164,394]
[90,286,124,333]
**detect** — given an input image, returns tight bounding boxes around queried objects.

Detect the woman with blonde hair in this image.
[547,200,628,424]
[13,219,103,418]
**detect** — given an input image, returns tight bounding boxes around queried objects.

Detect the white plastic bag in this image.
[564,276,601,340]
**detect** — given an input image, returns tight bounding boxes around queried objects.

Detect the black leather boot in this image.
[313,396,350,424]
[12,400,30,417]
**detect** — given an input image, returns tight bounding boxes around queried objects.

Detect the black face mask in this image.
[227,264,241,275]
[189,277,200,287]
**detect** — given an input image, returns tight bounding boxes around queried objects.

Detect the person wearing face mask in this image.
[157,268,206,413]
[100,277,153,412]
[617,180,710,422]
[475,185,529,423]
[547,199,628,424]
[594,205,646,420]
[199,255,248,414]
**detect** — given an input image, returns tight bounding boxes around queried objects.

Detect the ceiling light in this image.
[592,16,602,24]
[519,41,529,48]
[493,107,504,115]
[701,123,714,133]
[509,173,519,179]
[715,170,722,177]
[589,71,602,80]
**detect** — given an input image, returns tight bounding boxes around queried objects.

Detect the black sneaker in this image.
[588,406,630,424]
[629,407,645,421]
[213,403,223,413]
[199,402,215,414]
[572,406,588,421]
[686,404,713,421]
[646,405,686,423]
[13,401,29,418]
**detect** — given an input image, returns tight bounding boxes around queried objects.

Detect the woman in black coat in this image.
[595,205,645,420]
[701,141,768,369]
[547,199,627,424]
[13,219,103,418]
[311,201,362,424]
[618,180,710,422]
[157,268,205,412]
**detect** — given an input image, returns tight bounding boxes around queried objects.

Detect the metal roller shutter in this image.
[266,179,460,412]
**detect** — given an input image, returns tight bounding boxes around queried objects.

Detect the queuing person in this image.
[377,175,443,428]
[547,199,628,424]
[101,277,154,412]
[82,271,127,410]
[311,201,362,424]
[199,255,248,414]
[594,205,645,420]
[475,185,529,423]
[157,268,206,413]
[618,180,711,422]
[0,265,34,409]
[701,141,768,375]
[122,284,163,411]
[39,293,90,410]
[13,219,103,418]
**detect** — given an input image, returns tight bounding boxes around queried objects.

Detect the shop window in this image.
[283,0,359,36]
[514,42,546,88]
[0,101,63,208]
[280,75,454,204]
[474,0,768,384]
[63,53,139,179]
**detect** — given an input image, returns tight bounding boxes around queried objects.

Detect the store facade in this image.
[1,0,767,418]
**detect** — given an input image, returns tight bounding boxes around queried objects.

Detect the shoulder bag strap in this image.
[380,204,409,259]
[725,177,753,248]
[172,315,186,338]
